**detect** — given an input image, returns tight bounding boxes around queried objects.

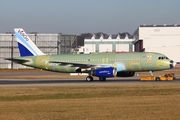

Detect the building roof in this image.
[140,24,180,27]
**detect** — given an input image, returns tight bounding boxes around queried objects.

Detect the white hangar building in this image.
[81,33,134,54]
[133,24,180,62]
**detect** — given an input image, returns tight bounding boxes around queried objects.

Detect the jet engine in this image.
[116,71,135,77]
[92,67,117,78]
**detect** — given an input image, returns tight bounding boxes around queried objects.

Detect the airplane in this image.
[5,28,176,82]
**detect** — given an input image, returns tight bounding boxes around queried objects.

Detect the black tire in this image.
[86,76,93,82]
[99,77,106,81]
[155,77,161,81]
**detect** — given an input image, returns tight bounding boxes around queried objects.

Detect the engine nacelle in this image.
[116,71,135,77]
[92,67,117,78]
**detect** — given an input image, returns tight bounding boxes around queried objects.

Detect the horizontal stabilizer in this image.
[4,58,30,64]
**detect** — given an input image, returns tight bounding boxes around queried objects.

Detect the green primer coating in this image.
[19,52,172,73]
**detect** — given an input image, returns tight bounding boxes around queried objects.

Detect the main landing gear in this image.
[86,76,107,82]
[86,76,93,82]
[86,71,106,82]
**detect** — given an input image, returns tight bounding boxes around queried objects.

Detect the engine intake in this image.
[92,67,117,78]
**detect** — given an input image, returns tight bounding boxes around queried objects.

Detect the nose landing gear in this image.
[149,71,153,76]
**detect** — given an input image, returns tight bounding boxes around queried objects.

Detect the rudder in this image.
[14,28,45,56]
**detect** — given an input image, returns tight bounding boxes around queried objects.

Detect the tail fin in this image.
[14,28,45,57]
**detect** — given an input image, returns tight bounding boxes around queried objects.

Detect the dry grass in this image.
[0,84,180,120]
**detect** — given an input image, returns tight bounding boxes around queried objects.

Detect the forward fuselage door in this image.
[146,54,153,64]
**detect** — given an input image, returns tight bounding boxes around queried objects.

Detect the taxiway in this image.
[0,77,180,86]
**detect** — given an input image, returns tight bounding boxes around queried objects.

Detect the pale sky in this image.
[0,0,179,34]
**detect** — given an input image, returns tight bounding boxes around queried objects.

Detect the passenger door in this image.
[146,54,153,64]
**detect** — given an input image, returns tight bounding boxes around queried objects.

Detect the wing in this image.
[49,61,97,69]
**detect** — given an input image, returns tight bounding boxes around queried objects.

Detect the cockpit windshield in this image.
[158,56,169,60]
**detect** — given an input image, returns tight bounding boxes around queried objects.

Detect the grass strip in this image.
[0,84,180,120]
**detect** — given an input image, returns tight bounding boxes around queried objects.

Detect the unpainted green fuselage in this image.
[17,52,172,73]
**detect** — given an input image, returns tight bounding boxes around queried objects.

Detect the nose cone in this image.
[170,60,175,68]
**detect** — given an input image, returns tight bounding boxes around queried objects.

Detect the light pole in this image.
[11,33,14,69]
[6,32,14,69]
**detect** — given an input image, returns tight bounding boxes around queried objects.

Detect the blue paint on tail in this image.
[17,43,34,56]
[15,32,38,56]
[14,28,45,57]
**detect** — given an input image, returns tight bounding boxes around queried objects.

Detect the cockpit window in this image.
[158,56,169,60]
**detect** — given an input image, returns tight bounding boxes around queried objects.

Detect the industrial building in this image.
[80,33,134,54]
[133,24,180,62]
[0,24,180,69]
[81,24,180,62]
[0,33,77,69]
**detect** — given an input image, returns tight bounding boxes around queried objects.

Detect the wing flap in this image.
[49,61,96,68]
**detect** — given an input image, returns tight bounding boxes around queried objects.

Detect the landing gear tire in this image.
[155,77,161,81]
[99,77,106,81]
[86,76,93,82]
